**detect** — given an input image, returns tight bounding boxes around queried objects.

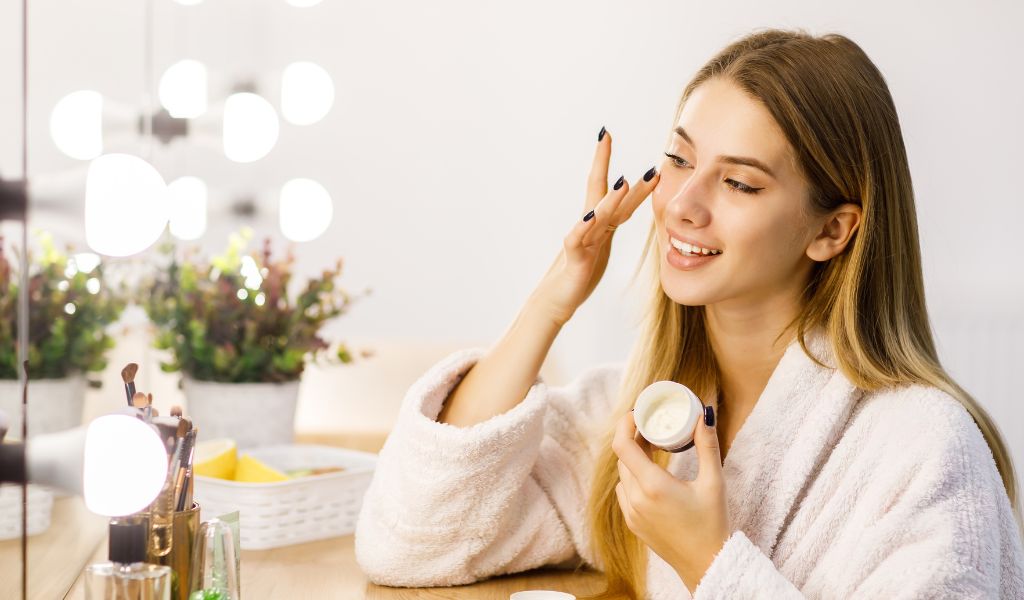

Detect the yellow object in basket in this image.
[234,454,289,483]
[193,439,238,480]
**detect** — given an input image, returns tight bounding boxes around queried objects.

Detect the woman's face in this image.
[652,77,818,311]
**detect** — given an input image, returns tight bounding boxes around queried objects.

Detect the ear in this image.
[806,203,861,262]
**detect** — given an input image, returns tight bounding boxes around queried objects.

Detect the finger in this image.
[612,412,671,492]
[586,126,611,209]
[579,176,629,248]
[565,174,628,252]
[695,403,723,482]
[610,166,661,225]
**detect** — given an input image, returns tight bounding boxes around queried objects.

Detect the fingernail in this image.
[643,166,657,182]
[613,175,625,191]
[583,210,595,222]
[704,405,715,427]
[598,126,606,142]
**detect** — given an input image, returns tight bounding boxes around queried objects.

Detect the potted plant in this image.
[0,232,125,437]
[142,229,369,449]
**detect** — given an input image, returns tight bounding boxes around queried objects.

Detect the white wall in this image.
[4,1,1022,468]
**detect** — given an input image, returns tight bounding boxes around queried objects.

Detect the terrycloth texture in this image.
[354,329,1024,599]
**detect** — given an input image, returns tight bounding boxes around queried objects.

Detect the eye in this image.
[664,152,692,169]
[725,178,763,195]
[665,153,764,195]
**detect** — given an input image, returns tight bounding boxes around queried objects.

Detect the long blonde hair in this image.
[583,28,1022,600]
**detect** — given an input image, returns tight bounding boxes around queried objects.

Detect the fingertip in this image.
[643,166,658,183]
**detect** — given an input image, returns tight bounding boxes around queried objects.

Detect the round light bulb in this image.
[50,90,104,160]
[167,176,208,240]
[159,59,208,119]
[222,92,279,163]
[279,178,333,242]
[83,415,168,517]
[85,154,169,256]
[281,61,335,125]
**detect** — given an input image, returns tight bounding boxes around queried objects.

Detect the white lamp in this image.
[159,59,208,119]
[84,153,170,257]
[0,413,168,517]
[167,175,208,240]
[281,61,335,126]
[279,177,333,242]
[222,92,280,163]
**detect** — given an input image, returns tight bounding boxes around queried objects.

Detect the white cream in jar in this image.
[633,381,704,452]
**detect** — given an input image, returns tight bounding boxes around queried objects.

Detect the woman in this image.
[354,29,1024,599]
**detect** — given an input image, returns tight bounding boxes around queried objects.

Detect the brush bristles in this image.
[120,363,139,383]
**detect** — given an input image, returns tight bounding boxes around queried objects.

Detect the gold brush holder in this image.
[146,502,201,600]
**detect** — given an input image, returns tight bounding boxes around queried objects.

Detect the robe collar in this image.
[670,327,862,558]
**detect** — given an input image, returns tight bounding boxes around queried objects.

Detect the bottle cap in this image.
[108,517,147,564]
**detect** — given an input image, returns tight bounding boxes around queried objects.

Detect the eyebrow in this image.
[674,126,777,179]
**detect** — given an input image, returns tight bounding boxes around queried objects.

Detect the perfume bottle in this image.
[84,517,172,600]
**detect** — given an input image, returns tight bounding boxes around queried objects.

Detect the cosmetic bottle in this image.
[633,380,704,452]
[84,517,172,600]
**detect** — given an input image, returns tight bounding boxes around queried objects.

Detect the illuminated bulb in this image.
[240,256,263,289]
[281,62,335,125]
[159,60,208,118]
[167,176,207,240]
[83,415,168,516]
[64,303,76,315]
[86,278,101,294]
[222,92,279,163]
[72,253,101,274]
[85,154,169,256]
[50,90,103,160]
[279,178,333,242]
[58,281,70,292]
[237,289,248,300]
[254,292,266,306]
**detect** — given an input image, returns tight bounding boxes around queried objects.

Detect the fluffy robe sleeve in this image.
[693,388,1024,599]
[354,347,622,587]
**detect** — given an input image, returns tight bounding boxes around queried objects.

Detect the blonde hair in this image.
[582,28,1022,600]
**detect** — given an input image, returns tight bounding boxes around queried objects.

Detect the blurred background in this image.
[0,0,1022,592]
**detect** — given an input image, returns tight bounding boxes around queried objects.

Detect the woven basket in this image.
[0,484,54,540]
[193,444,377,550]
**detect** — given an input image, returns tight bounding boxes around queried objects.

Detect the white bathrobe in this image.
[354,329,1024,598]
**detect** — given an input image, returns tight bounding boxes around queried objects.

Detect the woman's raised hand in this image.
[534,127,660,326]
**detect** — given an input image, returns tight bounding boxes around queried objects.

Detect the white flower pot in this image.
[182,377,300,450]
[0,375,86,439]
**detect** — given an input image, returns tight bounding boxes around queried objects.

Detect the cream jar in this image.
[633,381,704,453]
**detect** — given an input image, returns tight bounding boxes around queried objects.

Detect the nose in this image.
[659,168,712,228]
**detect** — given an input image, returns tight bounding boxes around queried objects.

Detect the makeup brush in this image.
[120,363,139,407]
[132,391,153,422]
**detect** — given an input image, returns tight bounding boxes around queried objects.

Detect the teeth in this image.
[670,238,721,256]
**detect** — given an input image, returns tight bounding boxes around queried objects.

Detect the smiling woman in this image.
[354,27,1024,600]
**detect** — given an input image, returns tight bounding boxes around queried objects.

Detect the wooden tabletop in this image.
[2,432,610,599]
[53,509,607,599]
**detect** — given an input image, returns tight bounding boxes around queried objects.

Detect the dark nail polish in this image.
[643,166,657,182]
[583,210,595,222]
[598,126,606,142]
[613,175,625,190]
[704,405,715,427]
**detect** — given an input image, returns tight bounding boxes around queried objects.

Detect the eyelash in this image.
[663,152,764,195]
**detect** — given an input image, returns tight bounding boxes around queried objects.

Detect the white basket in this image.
[193,444,377,550]
[0,484,55,540]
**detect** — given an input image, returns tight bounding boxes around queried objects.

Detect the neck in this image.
[703,291,802,415]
